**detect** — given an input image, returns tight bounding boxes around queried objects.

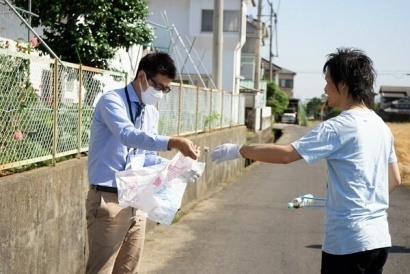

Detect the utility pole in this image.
[254,0,263,91]
[268,1,274,82]
[212,0,223,90]
[28,0,32,41]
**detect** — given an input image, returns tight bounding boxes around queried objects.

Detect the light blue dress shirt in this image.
[292,110,397,255]
[88,83,170,187]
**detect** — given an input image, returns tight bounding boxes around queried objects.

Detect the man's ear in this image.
[339,81,348,94]
[137,71,144,80]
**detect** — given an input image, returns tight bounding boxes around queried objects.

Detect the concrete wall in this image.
[0,126,246,274]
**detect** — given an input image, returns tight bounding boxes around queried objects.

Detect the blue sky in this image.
[251,0,410,102]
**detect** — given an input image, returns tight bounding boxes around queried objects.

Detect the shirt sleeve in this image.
[97,92,170,152]
[389,135,398,164]
[291,122,341,164]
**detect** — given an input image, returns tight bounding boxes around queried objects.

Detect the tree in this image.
[266,81,279,99]
[266,81,289,120]
[12,0,153,69]
[306,97,323,120]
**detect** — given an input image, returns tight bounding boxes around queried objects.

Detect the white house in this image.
[147,0,256,93]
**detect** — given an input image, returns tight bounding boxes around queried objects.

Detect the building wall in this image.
[0,4,44,42]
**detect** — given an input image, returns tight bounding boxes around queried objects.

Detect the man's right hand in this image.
[168,137,200,160]
[210,143,242,164]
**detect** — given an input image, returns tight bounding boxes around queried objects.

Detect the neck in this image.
[344,101,370,112]
[131,80,142,102]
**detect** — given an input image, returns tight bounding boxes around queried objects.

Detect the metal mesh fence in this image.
[222,92,232,128]
[197,88,212,132]
[179,85,197,135]
[157,83,180,136]
[0,49,54,168]
[0,48,245,171]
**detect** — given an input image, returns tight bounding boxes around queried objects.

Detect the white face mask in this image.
[139,74,164,105]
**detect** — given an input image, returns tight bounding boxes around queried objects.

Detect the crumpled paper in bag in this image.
[115,152,205,225]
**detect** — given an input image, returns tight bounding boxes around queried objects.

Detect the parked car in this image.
[281,113,297,124]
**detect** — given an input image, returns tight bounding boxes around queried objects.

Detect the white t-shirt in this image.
[292,109,397,255]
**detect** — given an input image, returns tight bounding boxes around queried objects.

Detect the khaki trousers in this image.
[86,187,146,274]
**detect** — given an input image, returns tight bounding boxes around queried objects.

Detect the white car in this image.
[281,113,296,124]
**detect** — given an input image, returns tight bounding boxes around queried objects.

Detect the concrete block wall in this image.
[0,126,246,274]
[0,159,88,274]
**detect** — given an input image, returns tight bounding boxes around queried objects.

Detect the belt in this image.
[90,185,118,193]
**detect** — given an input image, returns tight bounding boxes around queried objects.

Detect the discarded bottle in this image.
[287,194,314,208]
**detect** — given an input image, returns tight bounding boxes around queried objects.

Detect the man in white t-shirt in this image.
[210,48,402,274]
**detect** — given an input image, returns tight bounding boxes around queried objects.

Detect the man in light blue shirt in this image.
[210,48,402,274]
[86,52,200,274]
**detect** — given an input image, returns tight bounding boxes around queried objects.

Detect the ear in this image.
[339,81,348,93]
[138,71,145,80]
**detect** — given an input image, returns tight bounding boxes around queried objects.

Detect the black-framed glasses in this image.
[147,75,172,94]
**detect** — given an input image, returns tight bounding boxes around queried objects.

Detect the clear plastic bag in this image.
[115,152,205,225]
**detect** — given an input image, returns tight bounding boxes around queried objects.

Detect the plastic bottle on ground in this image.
[287,194,314,208]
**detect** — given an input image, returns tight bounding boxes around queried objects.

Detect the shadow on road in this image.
[390,245,410,253]
[305,244,322,249]
[304,244,410,254]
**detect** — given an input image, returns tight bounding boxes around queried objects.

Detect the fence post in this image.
[52,58,59,166]
[230,92,234,127]
[237,94,239,125]
[177,82,182,136]
[124,72,128,86]
[195,86,199,134]
[220,90,223,129]
[209,88,213,132]
[77,64,83,158]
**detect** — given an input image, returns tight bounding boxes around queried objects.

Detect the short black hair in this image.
[136,51,176,80]
[323,48,376,107]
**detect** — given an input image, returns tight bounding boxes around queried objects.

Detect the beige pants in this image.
[86,187,146,274]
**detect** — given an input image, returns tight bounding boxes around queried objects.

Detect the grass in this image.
[387,123,410,188]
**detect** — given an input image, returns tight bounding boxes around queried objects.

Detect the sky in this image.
[250,0,410,103]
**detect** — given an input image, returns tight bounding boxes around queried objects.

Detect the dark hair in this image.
[323,48,376,107]
[135,51,176,80]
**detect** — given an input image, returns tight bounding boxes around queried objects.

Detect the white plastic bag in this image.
[115,152,205,225]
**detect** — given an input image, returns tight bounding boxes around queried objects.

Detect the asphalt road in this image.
[139,124,410,274]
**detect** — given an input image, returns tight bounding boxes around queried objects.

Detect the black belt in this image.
[91,185,118,193]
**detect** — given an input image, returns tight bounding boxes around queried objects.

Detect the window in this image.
[223,10,240,32]
[202,10,213,32]
[201,10,240,32]
[279,79,293,89]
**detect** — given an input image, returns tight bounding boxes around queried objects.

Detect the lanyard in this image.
[125,85,144,129]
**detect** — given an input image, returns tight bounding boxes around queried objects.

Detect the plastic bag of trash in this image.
[115,152,205,225]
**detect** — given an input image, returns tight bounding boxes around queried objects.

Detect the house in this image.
[261,58,296,98]
[0,3,43,42]
[239,15,276,132]
[147,0,256,93]
[378,85,410,122]
[240,16,269,83]
[147,0,279,135]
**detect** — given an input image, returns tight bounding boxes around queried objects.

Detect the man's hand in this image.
[168,137,200,160]
[210,144,242,164]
